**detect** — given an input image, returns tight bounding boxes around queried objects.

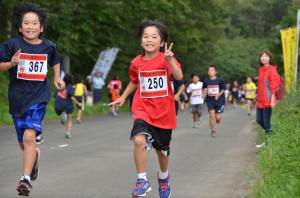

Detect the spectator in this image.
[92,71,105,104]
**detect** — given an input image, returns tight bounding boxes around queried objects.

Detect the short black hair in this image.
[63,74,74,86]
[138,20,169,53]
[191,73,200,79]
[74,74,83,83]
[208,64,217,70]
[14,2,48,37]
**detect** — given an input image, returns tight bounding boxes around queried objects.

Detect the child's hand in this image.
[54,78,65,89]
[215,95,220,101]
[109,97,125,107]
[164,43,174,64]
[10,49,21,67]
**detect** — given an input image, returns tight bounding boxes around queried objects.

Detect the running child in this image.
[74,74,87,123]
[232,80,239,108]
[109,20,183,198]
[245,77,257,116]
[203,65,226,137]
[187,73,204,128]
[55,74,81,139]
[110,84,120,116]
[0,2,64,196]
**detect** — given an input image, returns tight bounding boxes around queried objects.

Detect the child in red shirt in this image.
[109,20,183,198]
[110,84,120,116]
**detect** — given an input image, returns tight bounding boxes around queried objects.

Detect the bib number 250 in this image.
[148,77,164,89]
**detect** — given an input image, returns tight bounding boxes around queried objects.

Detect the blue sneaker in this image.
[158,175,171,198]
[132,178,151,197]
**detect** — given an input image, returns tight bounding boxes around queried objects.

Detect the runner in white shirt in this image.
[187,73,204,128]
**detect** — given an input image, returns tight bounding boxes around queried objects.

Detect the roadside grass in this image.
[254,94,300,197]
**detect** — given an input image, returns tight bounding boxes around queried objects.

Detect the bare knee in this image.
[23,130,36,146]
[133,135,147,149]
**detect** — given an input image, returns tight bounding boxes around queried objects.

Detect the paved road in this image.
[0,106,257,198]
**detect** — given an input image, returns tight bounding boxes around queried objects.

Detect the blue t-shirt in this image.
[203,76,225,105]
[54,85,74,109]
[0,36,60,116]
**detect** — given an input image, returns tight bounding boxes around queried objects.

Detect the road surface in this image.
[0,106,257,198]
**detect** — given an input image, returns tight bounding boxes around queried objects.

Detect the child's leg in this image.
[77,109,82,119]
[133,134,147,173]
[22,129,37,177]
[66,114,73,134]
[209,110,216,131]
[192,112,198,123]
[156,150,169,172]
[216,113,222,124]
[247,100,251,114]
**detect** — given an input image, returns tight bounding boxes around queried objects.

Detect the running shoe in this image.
[132,178,151,197]
[36,135,44,145]
[30,148,40,181]
[158,175,171,198]
[65,133,71,139]
[17,178,32,196]
[211,130,216,137]
[76,117,81,124]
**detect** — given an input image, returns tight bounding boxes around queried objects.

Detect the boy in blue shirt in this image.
[203,65,225,137]
[0,2,64,196]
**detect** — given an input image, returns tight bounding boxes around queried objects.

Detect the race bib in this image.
[192,89,202,97]
[139,70,168,98]
[207,85,219,96]
[17,53,48,81]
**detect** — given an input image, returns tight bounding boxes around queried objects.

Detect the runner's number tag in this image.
[139,70,168,98]
[207,85,219,96]
[192,89,202,97]
[17,53,48,81]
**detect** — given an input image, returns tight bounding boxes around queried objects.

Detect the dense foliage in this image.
[1,0,299,83]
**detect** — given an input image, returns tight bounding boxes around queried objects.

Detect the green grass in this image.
[254,93,300,197]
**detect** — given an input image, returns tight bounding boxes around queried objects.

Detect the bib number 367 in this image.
[17,53,48,81]
[139,70,168,98]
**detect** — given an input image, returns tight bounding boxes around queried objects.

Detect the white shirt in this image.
[187,82,204,105]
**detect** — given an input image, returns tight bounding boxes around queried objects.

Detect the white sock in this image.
[137,172,147,181]
[159,170,169,179]
[21,175,31,182]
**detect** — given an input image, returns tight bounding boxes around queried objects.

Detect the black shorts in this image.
[130,119,172,156]
[75,96,83,109]
[55,104,73,115]
[207,101,224,113]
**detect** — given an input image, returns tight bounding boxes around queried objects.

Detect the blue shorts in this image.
[207,101,224,113]
[12,103,47,143]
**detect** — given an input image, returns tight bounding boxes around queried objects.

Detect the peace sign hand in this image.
[164,43,174,64]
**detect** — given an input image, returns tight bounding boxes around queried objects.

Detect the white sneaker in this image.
[256,142,265,148]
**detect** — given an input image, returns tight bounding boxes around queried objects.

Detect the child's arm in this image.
[71,96,81,107]
[0,49,21,71]
[83,84,88,96]
[164,43,183,80]
[175,84,185,101]
[109,82,137,107]
[53,64,65,89]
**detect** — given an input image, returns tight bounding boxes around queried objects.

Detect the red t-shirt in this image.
[129,52,181,129]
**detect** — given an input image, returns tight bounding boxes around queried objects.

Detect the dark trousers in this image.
[93,88,102,104]
[256,107,272,133]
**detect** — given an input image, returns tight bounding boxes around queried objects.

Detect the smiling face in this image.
[260,53,271,66]
[141,26,164,54]
[19,12,43,42]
